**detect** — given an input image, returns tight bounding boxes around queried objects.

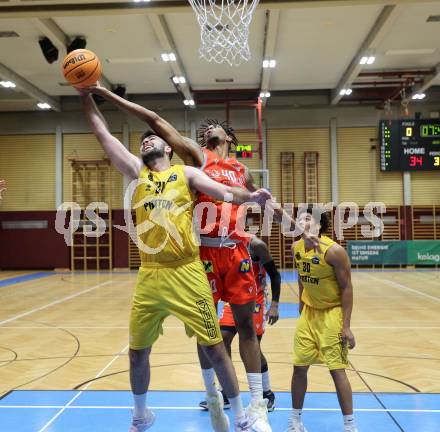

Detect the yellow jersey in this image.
[133,165,199,267]
[293,235,341,309]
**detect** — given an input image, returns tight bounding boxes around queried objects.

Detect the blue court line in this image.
[1,391,439,432]
[0,272,55,288]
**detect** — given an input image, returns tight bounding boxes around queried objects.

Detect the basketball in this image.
[62,49,102,88]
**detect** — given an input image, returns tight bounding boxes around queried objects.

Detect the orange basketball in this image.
[62,49,102,88]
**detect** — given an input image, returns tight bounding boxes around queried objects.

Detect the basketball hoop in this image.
[188,0,260,66]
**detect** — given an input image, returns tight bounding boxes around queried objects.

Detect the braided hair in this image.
[197,119,238,149]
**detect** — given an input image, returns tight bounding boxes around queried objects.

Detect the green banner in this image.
[407,241,440,265]
[347,241,406,265]
[347,240,440,265]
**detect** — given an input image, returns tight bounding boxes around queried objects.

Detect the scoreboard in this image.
[380,119,440,171]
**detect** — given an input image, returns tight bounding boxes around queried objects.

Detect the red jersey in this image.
[196,148,248,241]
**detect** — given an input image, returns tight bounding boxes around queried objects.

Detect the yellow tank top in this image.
[293,235,341,309]
[133,165,199,267]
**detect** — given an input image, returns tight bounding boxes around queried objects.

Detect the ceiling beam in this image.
[30,18,68,53]
[331,4,404,105]
[0,0,420,18]
[406,63,440,101]
[147,14,193,103]
[29,18,113,90]
[260,9,280,107]
[0,62,61,111]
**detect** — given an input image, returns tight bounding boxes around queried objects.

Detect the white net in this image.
[188,0,260,67]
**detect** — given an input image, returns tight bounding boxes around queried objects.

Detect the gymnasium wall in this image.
[1,103,440,269]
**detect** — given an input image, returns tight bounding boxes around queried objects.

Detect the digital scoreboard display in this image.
[380,119,440,171]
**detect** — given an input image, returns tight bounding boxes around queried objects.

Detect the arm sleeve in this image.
[263,260,281,302]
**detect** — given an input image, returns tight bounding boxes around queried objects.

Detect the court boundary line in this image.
[0,405,439,413]
[36,343,129,432]
[367,274,440,302]
[0,280,112,326]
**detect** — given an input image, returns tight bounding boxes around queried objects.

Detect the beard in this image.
[142,147,165,166]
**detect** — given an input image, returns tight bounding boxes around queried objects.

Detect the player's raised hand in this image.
[303,232,324,254]
[250,188,272,205]
[86,81,106,95]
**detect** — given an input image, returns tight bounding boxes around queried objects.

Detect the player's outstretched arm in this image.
[80,93,142,180]
[326,244,356,349]
[251,237,281,325]
[87,83,204,167]
[184,166,272,205]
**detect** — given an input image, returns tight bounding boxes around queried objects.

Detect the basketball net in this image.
[188,0,260,66]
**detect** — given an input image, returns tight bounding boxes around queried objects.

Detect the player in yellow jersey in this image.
[79,89,273,432]
[286,206,358,432]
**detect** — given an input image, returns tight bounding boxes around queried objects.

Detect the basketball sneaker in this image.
[200,389,231,411]
[206,390,230,432]
[129,408,155,432]
[285,417,308,432]
[246,399,271,431]
[343,425,358,432]
[235,415,272,432]
[263,390,275,412]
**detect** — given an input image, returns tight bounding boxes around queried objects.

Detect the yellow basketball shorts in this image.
[129,258,223,350]
[293,304,349,370]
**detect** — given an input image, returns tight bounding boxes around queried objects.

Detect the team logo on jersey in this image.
[167,173,177,182]
[295,252,301,261]
[203,260,214,273]
[239,259,251,273]
[312,256,320,264]
[254,303,261,313]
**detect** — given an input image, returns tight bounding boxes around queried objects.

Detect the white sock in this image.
[202,368,217,397]
[262,371,271,392]
[230,395,245,423]
[133,393,147,418]
[292,408,302,421]
[344,414,355,424]
[247,372,263,402]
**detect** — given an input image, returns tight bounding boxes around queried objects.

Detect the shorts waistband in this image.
[140,254,200,269]
[200,236,240,248]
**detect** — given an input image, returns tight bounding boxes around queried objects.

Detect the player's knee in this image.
[203,342,227,363]
[235,316,255,339]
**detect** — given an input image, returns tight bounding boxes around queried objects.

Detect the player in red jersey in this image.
[193,120,271,427]
[199,234,281,412]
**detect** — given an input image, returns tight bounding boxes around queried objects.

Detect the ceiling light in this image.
[161,52,176,62]
[134,0,150,3]
[37,102,51,110]
[345,89,352,95]
[172,76,186,84]
[183,99,195,106]
[412,93,426,100]
[0,81,16,88]
[188,99,195,106]
[360,56,368,65]
[340,88,352,96]
[263,59,276,69]
[259,92,271,98]
[366,56,376,65]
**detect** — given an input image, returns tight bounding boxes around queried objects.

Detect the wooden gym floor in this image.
[0,269,439,431]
